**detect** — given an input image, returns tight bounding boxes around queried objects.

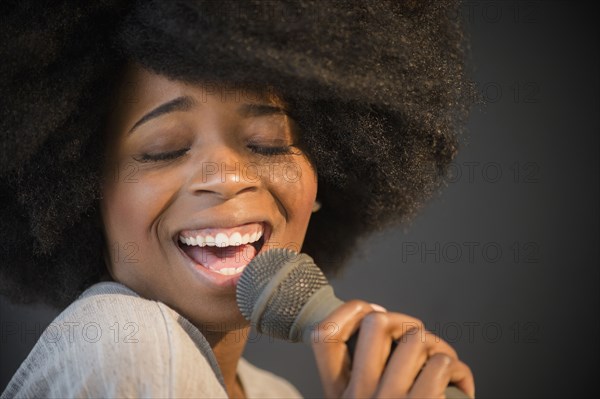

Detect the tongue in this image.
[183,244,257,271]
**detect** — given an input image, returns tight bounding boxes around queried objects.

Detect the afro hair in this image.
[0,0,471,308]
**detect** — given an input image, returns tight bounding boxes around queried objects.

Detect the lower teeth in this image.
[210,266,245,275]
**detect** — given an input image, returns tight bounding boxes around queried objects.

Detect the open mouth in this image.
[176,222,268,276]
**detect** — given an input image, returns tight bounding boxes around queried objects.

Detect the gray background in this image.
[1,1,598,398]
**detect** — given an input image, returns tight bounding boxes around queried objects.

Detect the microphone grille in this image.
[236,248,296,320]
[236,248,329,340]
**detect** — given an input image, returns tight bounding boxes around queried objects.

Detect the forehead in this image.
[115,63,285,111]
[104,62,289,141]
[105,63,294,143]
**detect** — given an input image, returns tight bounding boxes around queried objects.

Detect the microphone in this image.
[236,248,470,399]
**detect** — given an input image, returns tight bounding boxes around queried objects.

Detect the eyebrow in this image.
[128,96,289,135]
[129,96,196,134]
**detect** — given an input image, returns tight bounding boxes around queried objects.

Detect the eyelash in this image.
[247,144,298,156]
[137,144,298,163]
[137,148,189,163]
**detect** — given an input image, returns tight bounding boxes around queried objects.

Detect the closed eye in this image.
[136,148,189,162]
[247,144,301,156]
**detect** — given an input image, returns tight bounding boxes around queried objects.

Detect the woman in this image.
[0,1,474,397]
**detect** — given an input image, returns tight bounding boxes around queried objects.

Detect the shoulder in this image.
[238,358,303,399]
[2,282,226,398]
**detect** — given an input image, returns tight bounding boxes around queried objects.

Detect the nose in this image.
[187,145,258,200]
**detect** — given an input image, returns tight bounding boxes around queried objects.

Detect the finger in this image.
[375,324,458,397]
[374,327,432,397]
[310,300,379,398]
[409,354,475,399]
[344,311,393,398]
[382,312,457,360]
[447,360,475,399]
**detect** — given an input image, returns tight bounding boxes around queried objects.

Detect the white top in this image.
[1,282,302,398]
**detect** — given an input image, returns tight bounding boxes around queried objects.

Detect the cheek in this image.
[102,183,142,245]
[268,158,317,243]
[100,167,177,266]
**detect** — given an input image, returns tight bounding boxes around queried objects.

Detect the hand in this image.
[310,300,475,398]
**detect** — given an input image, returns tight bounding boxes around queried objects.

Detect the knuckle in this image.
[460,360,474,376]
[345,299,372,313]
[431,336,458,358]
[398,318,425,335]
[362,310,389,329]
[400,326,427,346]
[444,343,458,358]
[428,353,454,368]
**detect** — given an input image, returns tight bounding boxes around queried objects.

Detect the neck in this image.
[202,326,250,399]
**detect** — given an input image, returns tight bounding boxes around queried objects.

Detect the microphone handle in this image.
[345,331,470,399]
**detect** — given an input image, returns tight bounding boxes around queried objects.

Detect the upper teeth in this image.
[179,229,263,247]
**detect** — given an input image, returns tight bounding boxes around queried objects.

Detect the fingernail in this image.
[370,303,387,312]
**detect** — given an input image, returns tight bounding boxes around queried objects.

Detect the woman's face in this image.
[100,64,317,329]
